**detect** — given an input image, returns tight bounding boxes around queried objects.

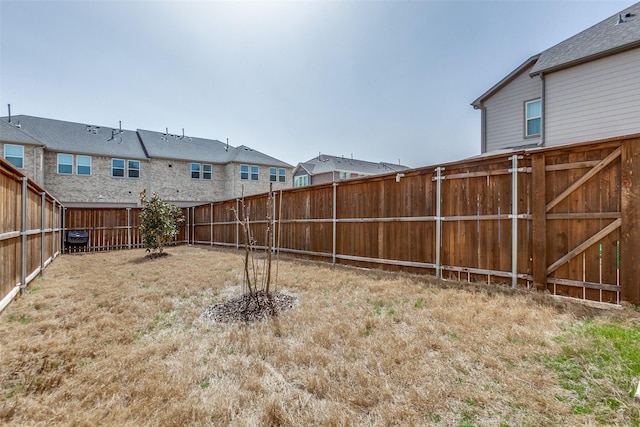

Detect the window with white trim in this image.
[525,99,541,137]
[240,164,259,181]
[191,163,201,179]
[294,174,309,187]
[57,153,73,175]
[76,155,92,176]
[112,159,125,177]
[127,160,140,178]
[4,144,24,168]
[270,167,287,182]
[203,164,212,180]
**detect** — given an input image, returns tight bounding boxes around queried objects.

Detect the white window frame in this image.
[76,155,92,176]
[270,167,286,183]
[127,160,140,178]
[240,164,249,180]
[112,159,125,177]
[525,99,542,137]
[4,144,24,169]
[57,153,74,175]
[294,174,309,187]
[250,165,259,181]
[203,164,212,180]
[191,163,201,179]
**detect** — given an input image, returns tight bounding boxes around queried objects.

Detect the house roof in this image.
[1,115,148,159]
[530,1,640,75]
[296,154,409,176]
[0,115,293,167]
[136,128,229,163]
[472,2,640,106]
[0,118,43,145]
[471,54,540,108]
[137,129,292,167]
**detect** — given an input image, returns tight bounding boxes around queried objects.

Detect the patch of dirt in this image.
[201,290,298,323]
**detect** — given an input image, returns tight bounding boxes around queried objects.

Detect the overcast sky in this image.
[0,0,633,168]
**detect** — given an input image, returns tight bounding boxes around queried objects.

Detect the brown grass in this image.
[0,246,637,426]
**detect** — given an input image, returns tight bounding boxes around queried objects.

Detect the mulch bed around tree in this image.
[201,290,298,323]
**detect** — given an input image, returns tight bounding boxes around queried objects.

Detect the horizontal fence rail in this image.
[1,158,63,313]
[62,136,640,305]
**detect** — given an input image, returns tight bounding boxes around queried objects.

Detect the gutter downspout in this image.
[538,73,545,147]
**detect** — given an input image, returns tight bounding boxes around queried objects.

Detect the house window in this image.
[240,164,259,181]
[294,174,309,187]
[112,159,125,177]
[203,164,212,180]
[525,99,541,137]
[57,153,73,175]
[128,160,140,178]
[191,163,201,179]
[270,167,287,182]
[77,155,91,176]
[339,172,351,180]
[4,144,24,168]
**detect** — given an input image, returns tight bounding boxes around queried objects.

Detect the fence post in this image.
[531,153,547,290]
[20,177,28,294]
[235,199,239,250]
[510,155,519,289]
[434,167,444,279]
[41,192,46,273]
[332,182,337,264]
[60,206,65,255]
[126,208,131,249]
[51,200,56,259]
[621,139,640,304]
[210,203,214,246]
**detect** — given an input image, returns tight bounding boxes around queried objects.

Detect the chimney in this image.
[7,104,11,122]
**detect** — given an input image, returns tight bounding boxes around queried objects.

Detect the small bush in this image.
[139,190,184,254]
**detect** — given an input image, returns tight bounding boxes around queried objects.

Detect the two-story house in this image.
[471,1,640,153]
[0,114,293,207]
[292,153,409,187]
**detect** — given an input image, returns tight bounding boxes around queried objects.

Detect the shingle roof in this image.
[1,115,148,159]
[297,154,409,176]
[530,1,640,75]
[137,129,293,167]
[0,115,293,167]
[136,128,229,163]
[0,118,43,145]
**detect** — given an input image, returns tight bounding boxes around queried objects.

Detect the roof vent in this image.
[616,14,624,25]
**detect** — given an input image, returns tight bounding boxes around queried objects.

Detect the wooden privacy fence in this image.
[63,207,190,252]
[1,158,63,313]
[63,136,639,305]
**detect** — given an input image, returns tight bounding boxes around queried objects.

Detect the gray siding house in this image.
[293,154,409,188]
[472,2,640,153]
[0,115,293,207]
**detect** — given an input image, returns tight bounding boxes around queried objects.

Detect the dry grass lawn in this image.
[1,246,639,426]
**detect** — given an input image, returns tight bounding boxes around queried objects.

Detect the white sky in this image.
[0,0,633,168]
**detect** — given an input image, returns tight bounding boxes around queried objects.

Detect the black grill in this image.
[65,230,89,251]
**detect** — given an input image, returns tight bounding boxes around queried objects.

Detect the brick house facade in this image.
[1,115,293,207]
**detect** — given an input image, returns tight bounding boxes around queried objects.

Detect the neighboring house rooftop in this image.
[1,115,293,167]
[297,154,409,176]
[1,115,148,159]
[472,1,640,107]
[0,118,43,146]
[530,1,640,75]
